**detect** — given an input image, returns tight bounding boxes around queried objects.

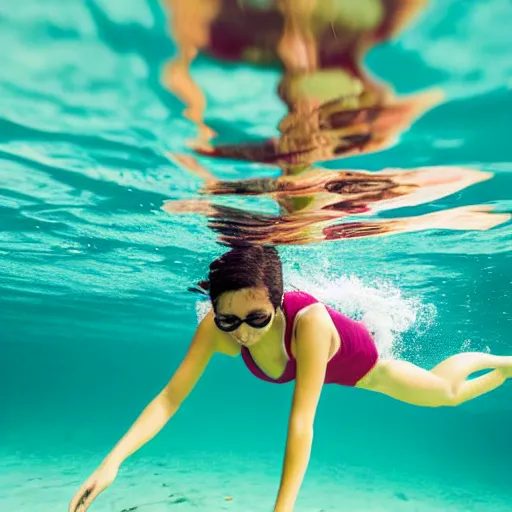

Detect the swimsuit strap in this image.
[282,291,319,358]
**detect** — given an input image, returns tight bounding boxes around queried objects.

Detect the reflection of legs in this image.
[163,0,220,140]
[387,166,494,211]
[276,0,317,73]
[323,206,511,243]
[361,353,512,407]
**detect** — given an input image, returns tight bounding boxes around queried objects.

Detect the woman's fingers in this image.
[69,483,95,512]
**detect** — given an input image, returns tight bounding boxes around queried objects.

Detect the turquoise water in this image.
[1,1,512,511]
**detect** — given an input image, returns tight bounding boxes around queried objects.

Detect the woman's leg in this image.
[357,352,512,407]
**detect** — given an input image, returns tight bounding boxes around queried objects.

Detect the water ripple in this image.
[0,0,510,355]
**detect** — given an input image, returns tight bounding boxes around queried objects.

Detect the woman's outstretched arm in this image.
[273,305,332,512]
[69,311,218,512]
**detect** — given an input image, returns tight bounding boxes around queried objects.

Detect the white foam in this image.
[286,272,436,359]
[195,299,211,324]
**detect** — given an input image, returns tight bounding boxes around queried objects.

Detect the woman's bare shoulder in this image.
[296,302,332,327]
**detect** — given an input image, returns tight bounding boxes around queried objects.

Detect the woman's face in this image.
[214,287,276,347]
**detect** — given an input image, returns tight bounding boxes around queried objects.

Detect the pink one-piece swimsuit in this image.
[241,291,379,386]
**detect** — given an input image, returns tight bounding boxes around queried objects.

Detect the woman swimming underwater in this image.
[69,245,512,512]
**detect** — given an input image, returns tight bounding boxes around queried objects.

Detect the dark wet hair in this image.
[191,246,283,311]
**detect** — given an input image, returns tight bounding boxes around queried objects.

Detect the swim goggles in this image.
[214,312,273,332]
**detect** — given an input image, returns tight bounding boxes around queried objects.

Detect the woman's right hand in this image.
[67,311,216,512]
[68,462,119,512]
